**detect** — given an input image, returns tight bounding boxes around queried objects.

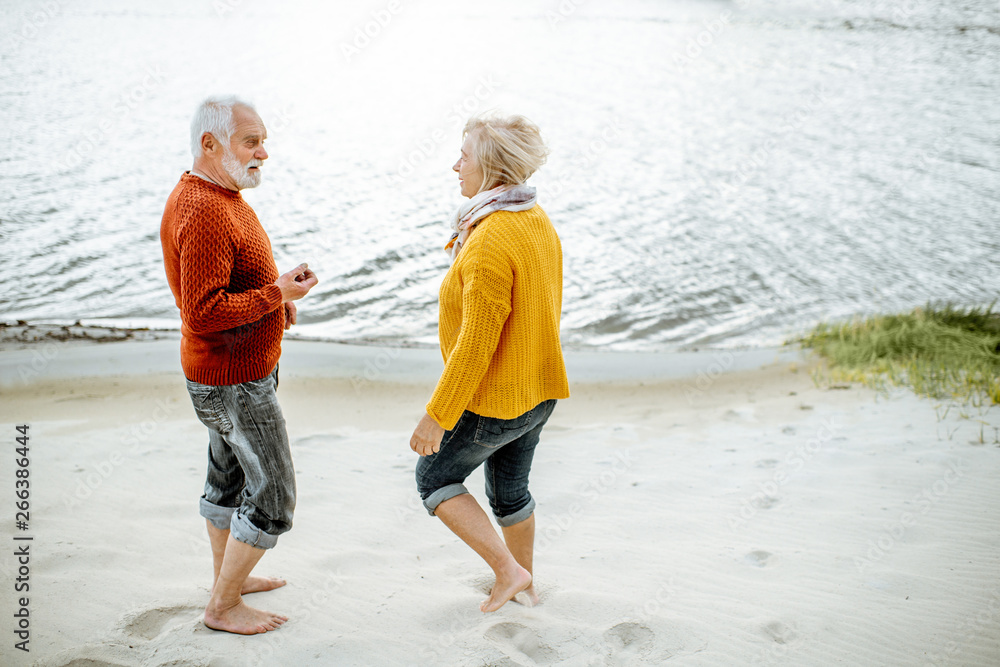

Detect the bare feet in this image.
[512,584,540,607]
[481,564,532,613]
[241,575,286,594]
[211,575,286,595]
[204,598,288,635]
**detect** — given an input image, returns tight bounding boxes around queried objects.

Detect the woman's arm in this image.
[425,240,514,431]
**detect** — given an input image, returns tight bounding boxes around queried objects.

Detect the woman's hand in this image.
[410,412,445,456]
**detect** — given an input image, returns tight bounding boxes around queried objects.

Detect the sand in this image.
[1,335,998,666]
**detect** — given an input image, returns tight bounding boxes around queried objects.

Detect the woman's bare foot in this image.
[204,597,288,635]
[481,565,532,613]
[512,583,540,607]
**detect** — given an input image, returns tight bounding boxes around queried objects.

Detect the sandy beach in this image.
[1,333,999,666]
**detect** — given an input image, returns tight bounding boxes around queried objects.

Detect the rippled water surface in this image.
[2,0,997,349]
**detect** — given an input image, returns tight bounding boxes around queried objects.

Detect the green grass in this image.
[797,302,1000,405]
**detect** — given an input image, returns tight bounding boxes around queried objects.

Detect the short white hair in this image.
[190,95,255,158]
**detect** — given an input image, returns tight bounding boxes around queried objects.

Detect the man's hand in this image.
[284,302,297,330]
[276,263,318,303]
[410,412,446,457]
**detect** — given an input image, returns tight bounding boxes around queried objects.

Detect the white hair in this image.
[190,95,255,158]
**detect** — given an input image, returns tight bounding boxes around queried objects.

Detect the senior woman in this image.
[410,114,570,613]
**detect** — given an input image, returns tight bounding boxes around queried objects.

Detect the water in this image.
[1,0,997,350]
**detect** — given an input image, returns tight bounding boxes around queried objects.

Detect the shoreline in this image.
[0,321,808,388]
[0,318,802,353]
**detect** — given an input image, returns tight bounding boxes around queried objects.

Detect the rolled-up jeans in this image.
[416,399,557,527]
[185,366,294,549]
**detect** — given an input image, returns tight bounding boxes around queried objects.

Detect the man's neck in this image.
[189,169,221,186]
[190,159,238,191]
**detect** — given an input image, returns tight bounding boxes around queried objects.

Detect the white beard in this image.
[222,149,263,189]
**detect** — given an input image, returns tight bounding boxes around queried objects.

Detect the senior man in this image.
[160,96,318,635]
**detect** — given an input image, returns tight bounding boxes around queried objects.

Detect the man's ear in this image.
[200,132,217,155]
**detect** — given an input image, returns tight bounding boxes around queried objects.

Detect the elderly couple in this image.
[159,96,570,635]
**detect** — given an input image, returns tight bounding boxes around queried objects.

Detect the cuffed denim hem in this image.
[230,510,280,550]
[200,497,236,531]
[423,483,469,516]
[495,497,536,528]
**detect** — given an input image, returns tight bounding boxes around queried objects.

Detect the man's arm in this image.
[177,215,282,334]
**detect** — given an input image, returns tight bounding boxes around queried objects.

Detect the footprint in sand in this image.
[723,408,756,422]
[119,604,203,640]
[743,550,773,568]
[470,574,496,596]
[750,495,780,510]
[604,622,655,656]
[604,622,673,664]
[52,659,131,667]
[485,622,557,665]
[762,620,797,645]
[40,642,141,667]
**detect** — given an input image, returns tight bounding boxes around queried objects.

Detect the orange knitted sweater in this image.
[427,205,570,430]
[160,173,284,386]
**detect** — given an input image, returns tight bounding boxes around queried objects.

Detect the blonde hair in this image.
[464,114,549,194]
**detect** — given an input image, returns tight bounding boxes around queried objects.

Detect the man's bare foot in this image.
[512,584,540,607]
[481,565,532,613]
[242,575,286,594]
[204,597,288,635]
[211,575,286,595]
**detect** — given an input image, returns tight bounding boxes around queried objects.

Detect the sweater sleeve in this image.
[426,236,513,430]
[176,204,283,335]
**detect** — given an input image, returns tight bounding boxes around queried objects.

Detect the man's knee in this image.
[230,509,284,549]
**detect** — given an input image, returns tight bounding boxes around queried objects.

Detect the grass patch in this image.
[797,302,1000,405]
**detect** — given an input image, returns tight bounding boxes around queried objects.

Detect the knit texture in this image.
[160,173,284,386]
[427,205,570,430]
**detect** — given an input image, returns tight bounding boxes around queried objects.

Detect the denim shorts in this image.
[185,365,295,549]
[415,399,557,527]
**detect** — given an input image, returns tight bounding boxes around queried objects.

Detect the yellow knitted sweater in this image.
[427,205,570,430]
